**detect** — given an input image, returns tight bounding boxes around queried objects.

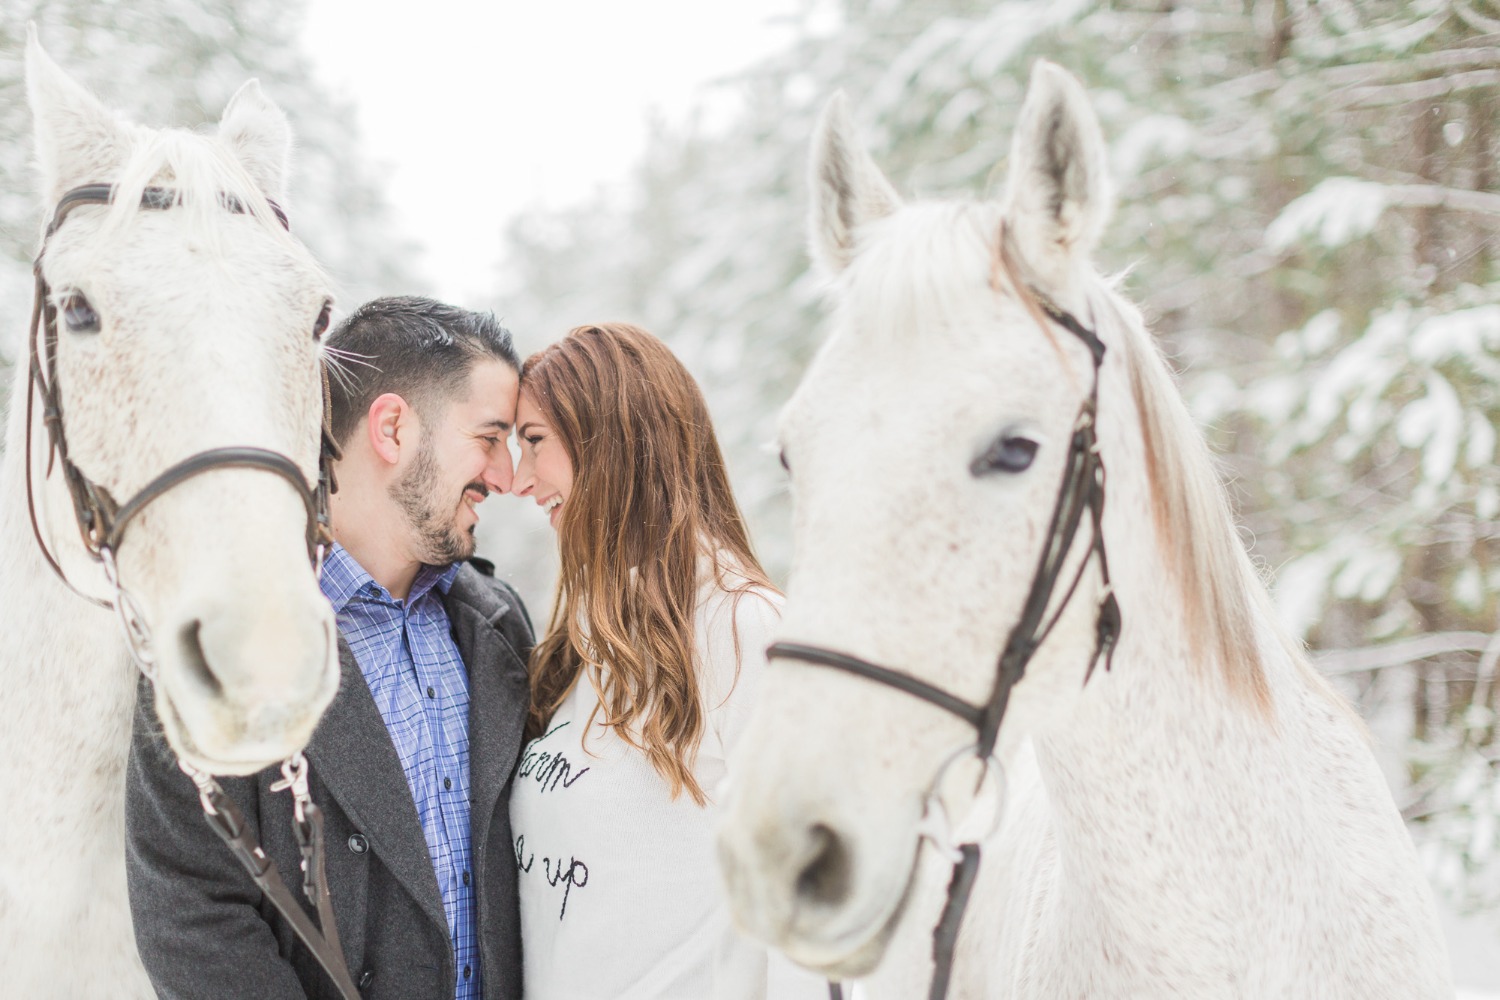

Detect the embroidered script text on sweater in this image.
[509,571,825,1000]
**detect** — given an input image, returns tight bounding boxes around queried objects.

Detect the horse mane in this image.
[87,125,307,263]
[1084,283,1284,712]
[1100,273,1376,725]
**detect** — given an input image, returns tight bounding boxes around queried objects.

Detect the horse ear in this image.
[1001,61,1113,283]
[25,25,131,203]
[809,91,902,274]
[219,80,291,203]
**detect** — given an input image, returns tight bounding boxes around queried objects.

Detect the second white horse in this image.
[718,61,1451,999]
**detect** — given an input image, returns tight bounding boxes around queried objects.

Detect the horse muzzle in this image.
[150,599,339,775]
[717,793,919,978]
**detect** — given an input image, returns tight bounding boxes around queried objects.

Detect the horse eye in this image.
[779,449,791,475]
[312,300,333,340]
[972,435,1038,476]
[61,292,100,334]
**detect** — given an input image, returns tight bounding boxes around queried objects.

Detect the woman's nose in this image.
[483,449,514,495]
[510,452,535,496]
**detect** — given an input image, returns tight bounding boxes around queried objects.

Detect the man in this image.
[126,296,533,999]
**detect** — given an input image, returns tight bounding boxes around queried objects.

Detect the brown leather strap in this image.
[105,447,319,555]
[195,781,360,999]
[927,845,981,1000]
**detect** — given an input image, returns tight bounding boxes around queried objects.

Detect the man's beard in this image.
[388,438,483,565]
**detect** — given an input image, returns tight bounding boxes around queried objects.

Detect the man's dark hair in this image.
[325,295,519,446]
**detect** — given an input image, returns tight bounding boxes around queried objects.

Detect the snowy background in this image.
[2,0,1498,989]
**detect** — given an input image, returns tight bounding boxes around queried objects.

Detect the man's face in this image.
[389,358,519,565]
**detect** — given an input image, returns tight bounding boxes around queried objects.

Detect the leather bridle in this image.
[26,184,335,609]
[26,184,358,999]
[770,295,1122,1000]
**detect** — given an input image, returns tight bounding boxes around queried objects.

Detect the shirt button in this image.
[358,970,376,989]
[347,833,368,854]
[462,870,471,886]
[463,965,472,980]
[427,686,435,699]
[443,777,453,790]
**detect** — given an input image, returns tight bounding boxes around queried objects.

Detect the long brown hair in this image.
[522,323,774,804]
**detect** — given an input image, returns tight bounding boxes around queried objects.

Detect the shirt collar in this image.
[319,542,460,611]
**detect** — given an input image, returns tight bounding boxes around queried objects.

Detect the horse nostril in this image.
[796,822,853,907]
[177,618,223,699]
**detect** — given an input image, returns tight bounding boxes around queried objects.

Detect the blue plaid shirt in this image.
[320,544,481,999]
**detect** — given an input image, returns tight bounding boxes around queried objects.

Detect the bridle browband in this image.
[26,184,357,999]
[771,292,1122,1000]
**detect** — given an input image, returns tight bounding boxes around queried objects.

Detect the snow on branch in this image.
[1317,631,1497,675]
[1266,177,1389,251]
[1319,48,1500,87]
[1268,178,1500,252]
[1337,69,1500,107]
[1455,1,1500,35]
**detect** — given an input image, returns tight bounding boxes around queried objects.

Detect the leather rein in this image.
[26,184,359,999]
[771,295,1122,1000]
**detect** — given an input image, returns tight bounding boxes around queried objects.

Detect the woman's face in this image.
[511,390,574,530]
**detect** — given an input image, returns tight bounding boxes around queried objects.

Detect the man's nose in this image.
[484,446,515,495]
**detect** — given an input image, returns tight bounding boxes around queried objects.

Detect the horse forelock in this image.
[95,127,312,270]
[838,202,1010,344]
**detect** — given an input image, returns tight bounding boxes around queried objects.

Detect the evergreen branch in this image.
[1381,183,1500,219]
[1317,631,1495,675]
[1455,2,1500,36]
[1318,47,1500,86]
[1337,69,1500,107]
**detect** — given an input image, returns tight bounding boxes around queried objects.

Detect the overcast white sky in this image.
[300,1,803,304]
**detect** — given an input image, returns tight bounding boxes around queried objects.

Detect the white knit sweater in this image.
[510,565,826,1000]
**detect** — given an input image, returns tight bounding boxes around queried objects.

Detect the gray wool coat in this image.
[125,562,533,1000]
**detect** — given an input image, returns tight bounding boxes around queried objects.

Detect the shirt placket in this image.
[410,597,479,998]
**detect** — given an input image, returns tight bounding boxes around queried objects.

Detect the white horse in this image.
[717,62,1453,999]
[0,34,339,997]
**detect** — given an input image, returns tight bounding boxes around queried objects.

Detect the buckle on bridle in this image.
[270,751,314,825]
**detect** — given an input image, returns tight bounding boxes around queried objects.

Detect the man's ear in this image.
[366,393,414,465]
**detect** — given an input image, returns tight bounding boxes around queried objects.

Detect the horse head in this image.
[718,61,1129,978]
[23,32,339,776]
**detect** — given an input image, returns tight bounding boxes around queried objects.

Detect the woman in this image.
[508,323,822,999]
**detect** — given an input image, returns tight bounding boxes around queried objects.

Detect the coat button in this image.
[358,969,376,989]
[348,833,368,854]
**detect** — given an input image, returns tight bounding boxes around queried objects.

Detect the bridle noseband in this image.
[26,184,357,999]
[769,296,1122,1000]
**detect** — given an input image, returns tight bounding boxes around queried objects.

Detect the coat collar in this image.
[305,563,530,933]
